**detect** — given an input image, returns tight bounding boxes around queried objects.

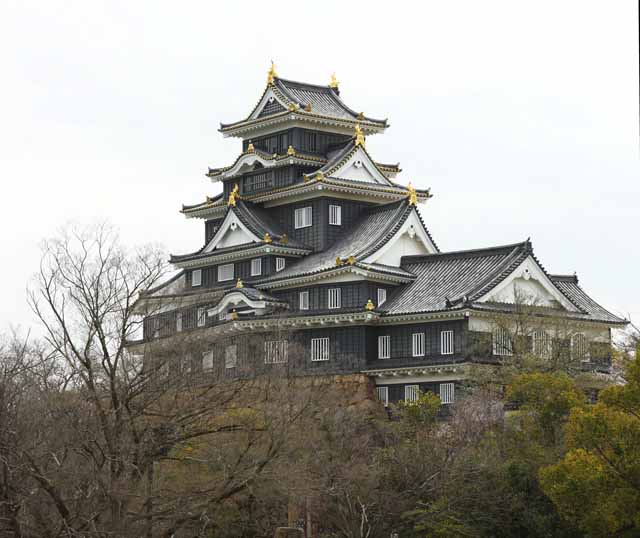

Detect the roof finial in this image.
[267,61,277,85]
[287,145,295,156]
[354,124,365,147]
[263,232,272,243]
[236,278,243,289]
[329,73,339,89]
[246,141,255,153]
[407,182,417,206]
[228,184,240,207]
[365,299,375,311]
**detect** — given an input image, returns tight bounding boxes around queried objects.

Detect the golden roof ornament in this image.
[227,184,240,207]
[288,103,299,111]
[263,232,272,243]
[335,257,343,266]
[236,278,243,289]
[407,182,418,206]
[287,145,295,156]
[280,233,288,244]
[354,124,365,147]
[365,299,375,311]
[267,61,277,85]
[329,73,339,89]
[315,171,325,181]
[205,196,214,205]
[230,309,238,320]
[246,142,255,153]
[347,255,356,265]
[357,111,365,120]
[304,103,312,112]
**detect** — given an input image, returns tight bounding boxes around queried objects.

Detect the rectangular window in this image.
[440,382,455,404]
[377,288,387,307]
[533,330,552,359]
[202,350,214,371]
[493,327,513,356]
[251,258,262,276]
[197,307,206,327]
[441,330,454,355]
[328,288,341,309]
[152,317,160,338]
[295,207,313,229]
[218,263,234,282]
[572,333,590,362]
[225,345,237,369]
[378,335,391,359]
[192,269,202,287]
[412,333,425,357]
[299,291,309,310]
[405,384,420,402]
[176,312,183,333]
[376,386,389,407]
[276,257,286,272]
[329,204,342,225]
[311,337,330,361]
[265,341,288,364]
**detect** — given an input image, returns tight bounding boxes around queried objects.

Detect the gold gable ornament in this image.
[227,184,240,207]
[347,255,356,265]
[230,309,238,320]
[365,299,375,311]
[335,257,343,266]
[236,278,243,289]
[329,73,339,89]
[263,232,272,244]
[407,182,418,206]
[246,142,255,153]
[288,103,299,111]
[304,103,312,112]
[357,111,365,120]
[354,124,365,147]
[280,234,289,245]
[315,171,325,181]
[287,145,295,156]
[267,61,277,85]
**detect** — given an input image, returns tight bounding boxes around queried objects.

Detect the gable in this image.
[327,146,392,185]
[203,209,261,252]
[480,256,578,311]
[250,88,288,120]
[363,210,438,266]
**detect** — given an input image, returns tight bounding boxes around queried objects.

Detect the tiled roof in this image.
[550,275,627,324]
[221,286,285,304]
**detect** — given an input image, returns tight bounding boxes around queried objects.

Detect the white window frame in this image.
[493,327,513,356]
[197,307,206,328]
[440,382,455,404]
[251,258,262,276]
[225,345,237,369]
[376,386,389,407]
[405,384,420,403]
[377,288,387,307]
[328,288,341,309]
[192,269,202,287]
[378,335,391,359]
[265,340,288,364]
[441,330,454,355]
[299,291,310,311]
[329,204,342,226]
[533,330,552,360]
[276,257,286,272]
[217,263,234,282]
[202,350,214,371]
[311,337,330,361]
[294,206,312,229]
[412,332,425,357]
[176,312,183,333]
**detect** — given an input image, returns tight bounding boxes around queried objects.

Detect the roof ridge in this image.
[401,240,530,263]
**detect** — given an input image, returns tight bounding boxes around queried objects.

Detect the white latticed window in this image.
[192,269,202,287]
[311,337,330,361]
[440,382,455,404]
[493,327,513,356]
[251,258,262,276]
[176,312,182,332]
[197,307,206,327]
[299,291,309,310]
[225,345,237,369]
[276,257,286,272]
[412,333,425,357]
[329,204,342,225]
[377,288,387,306]
[218,264,234,282]
[572,333,590,361]
[265,341,288,364]
[202,350,214,371]
[295,206,312,229]
[328,288,341,309]
[533,330,552,359]
[218,311,227,321]
[376,386,389,406]
[405,385,420,403]
[378,335,391,359]
[441,330,454,355]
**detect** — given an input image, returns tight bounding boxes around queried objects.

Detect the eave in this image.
[170,243,312,269]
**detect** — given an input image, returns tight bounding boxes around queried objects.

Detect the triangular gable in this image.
[362,209,438,266]
[217,152,274,179]
[249,87,290,120]
[203,209,262,252]
[326,146,394,185]
[207,290,274,317]
[479,255,579,311]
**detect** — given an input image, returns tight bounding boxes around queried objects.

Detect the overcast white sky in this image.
[0,1,638,333]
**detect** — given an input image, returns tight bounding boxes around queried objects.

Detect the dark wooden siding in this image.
[205,218,224,244]
[272,282,395,312]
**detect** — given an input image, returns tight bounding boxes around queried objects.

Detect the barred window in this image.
[533,330,552,359]
[218,311,227,321]
[377,288,387,307]
[440,382,455,404]
[202,350,214,371]
[299,291,309,310]
[295,207,312,229]
[378,335,391,359]
[441,330,454,355]
[176,312,183,333]
[192,269,202,287]
[197,307,206,327]
[276,257,286,272]
[251,258,262,276]
[311,337,330,361]
[412,333,425,357]
[493,327,513,356]
[218,264,234,282]
[152,317,160,338]
[572,333,590,361]
[376,386,389,406]
[329,204,342,225]
[225,345,237,369]
[405,385,420,402]
[265,341,288,364]
[328,288,341,309]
